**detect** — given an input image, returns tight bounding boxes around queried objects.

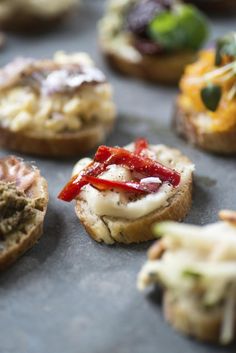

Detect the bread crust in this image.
[0,121,114,158]
[75,152,193,244]
[163,291,236,344]
[103,49,196,85]
[174,100,236,154]
[0,7,73,31]
[0,159,48,270]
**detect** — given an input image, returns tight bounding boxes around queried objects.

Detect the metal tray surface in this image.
[0,1,236,353]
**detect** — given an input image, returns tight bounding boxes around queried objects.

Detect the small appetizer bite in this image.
[175,32,236,154]
[0,0,78,30]
[0,52,116,157]
[58,138,194,244]
[99,0,208,84]
[0,156,48,270]
[138,210,236,345]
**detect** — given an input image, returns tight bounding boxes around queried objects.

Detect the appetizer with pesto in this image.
[0,0,79,30]
[0,156,48,270]
[99,0,209,84]
[175,32,236,154]
[138,210,236,345]
[58,138,194,244]
[0,52,116,157]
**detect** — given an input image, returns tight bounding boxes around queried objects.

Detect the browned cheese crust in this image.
[0,157,48,270]
[103,49,197,85]
[174,100,236,154]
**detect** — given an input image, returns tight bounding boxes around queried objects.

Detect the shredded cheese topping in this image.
[138,217,236,344]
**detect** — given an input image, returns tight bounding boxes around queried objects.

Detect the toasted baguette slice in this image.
[174,100,236,154]
[0,53,116,157]
[0,156,48,270]
[75,145,193,244]
[138,212,236,344]
[164,292,236,344]
[0,121,114,158]
[103,48,196,85]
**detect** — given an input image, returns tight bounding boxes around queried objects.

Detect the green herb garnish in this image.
[215,32,236,66]
[183,269,202,279]
[148,4,209,52]
[201,83,222,112]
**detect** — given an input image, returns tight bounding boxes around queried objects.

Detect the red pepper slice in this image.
[58,140,181,202]
[84,175,161,194]
[134,138,149,155]
[58,161,106,202]
[94,146,180,187]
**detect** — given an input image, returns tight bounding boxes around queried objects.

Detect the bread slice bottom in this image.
[75,175,192,244]
[0,121,114,157]
[164,291,236,344]
[103,50,196,85]
[174,101,236,154]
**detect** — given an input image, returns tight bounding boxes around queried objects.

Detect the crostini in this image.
[58,138,194,244]
[138,210,236,345]
[174,32,236,154]
[0,0,79,30]
[0,52,116,157]
[0,156,48,270]
[99,0,208,84]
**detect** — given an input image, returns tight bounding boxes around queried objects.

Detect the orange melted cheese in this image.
[179,49,236,132]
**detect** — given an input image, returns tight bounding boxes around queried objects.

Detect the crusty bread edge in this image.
[174,100,236,154]
[0,121,114,158]
[102,47,197,85]
[75,153,193,244]
[163,291,236,344]
[0,176,48,270]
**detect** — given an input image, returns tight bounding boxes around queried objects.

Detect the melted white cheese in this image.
[73,144,194,220]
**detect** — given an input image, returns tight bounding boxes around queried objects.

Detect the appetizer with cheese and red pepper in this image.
[0,52,116,157]
[58,139,194,244]
[175,32,236,154]
[0,156,48,270]
[99,0,208,84]
[138,210,236,345]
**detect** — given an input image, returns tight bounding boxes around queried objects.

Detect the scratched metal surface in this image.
[0,1,235,353]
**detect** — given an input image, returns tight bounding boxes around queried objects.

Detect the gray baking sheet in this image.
[0,1,236,352]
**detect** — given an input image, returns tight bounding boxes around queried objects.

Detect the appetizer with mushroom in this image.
[174,32,236,154]
[0,52,116,157]
[58,138,194,244]
[0,0,79,30]
[138,210,236,345]
[0,156,48,270]
[99,0,208,84]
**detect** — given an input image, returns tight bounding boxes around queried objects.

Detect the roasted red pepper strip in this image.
[84,175,161,194]
[58,161,106,202]
[134,138,149,155]
[95,146,181,187]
